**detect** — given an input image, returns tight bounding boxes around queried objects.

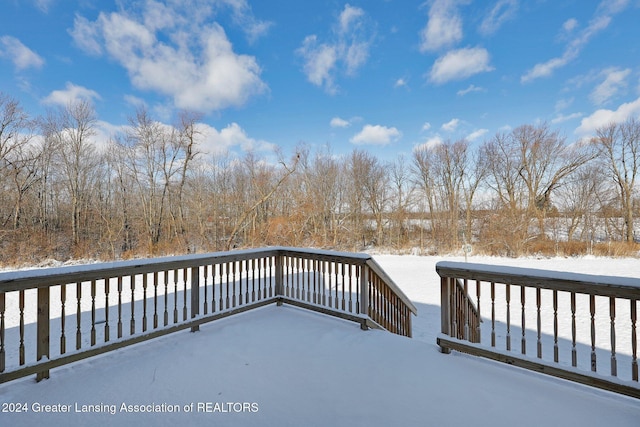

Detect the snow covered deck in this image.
[1,304,638,426]
[2,253,640,426]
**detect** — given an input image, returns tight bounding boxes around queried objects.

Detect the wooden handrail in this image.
[0,247,416,384]
[436,261,640,399]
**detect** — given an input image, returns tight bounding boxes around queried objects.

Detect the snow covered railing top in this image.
[436,261,640,399]
[0,247,416,384]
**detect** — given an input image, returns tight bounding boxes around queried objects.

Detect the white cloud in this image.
[415,135,444,151]
[575,96,640,136]
[394,78,408,88]
[421,122,432,131]
[551,112,583,124]
[34,0,54,13]
[419,0,466,52]
[297,36,338,93]
[479,0,518,35]
[69,2,267,113]
[466,128,488,141]
[223,0,273,43]
[429,47,493,84]
[590,67,631,105]
[521,0,629,83]
[555,97,574,112]
[199,122,275,155]
[330,117,350,128]
[42,82,101,106]
[562,18,578,33]
[457,84,485,96]
[297,4,372,93]
[350,124,402,146]
[0,36,45,70]
[441,118,460,132]
[339,4,365,34]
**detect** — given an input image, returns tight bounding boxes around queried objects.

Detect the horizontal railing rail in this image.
[436,261,640,399]
[0,247,416,384]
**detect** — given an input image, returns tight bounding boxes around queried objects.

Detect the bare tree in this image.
[41,100,98,246]
[0,94,38,230]
[513,123,595,236]
[225,150,299,250]
[593,118,640,242]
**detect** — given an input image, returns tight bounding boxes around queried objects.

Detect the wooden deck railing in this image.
[0,247,416,384]
[437,261,640,399]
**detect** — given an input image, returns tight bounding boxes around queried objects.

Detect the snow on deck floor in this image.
[1,303,638,427]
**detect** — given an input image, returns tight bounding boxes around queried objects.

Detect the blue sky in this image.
[1,0,639,159]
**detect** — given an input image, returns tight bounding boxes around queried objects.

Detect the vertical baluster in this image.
[182,269,188,321]
[91,279,97,346]
[451,278,457,340]
[322,261,327,306]
[610,296,617,376]
[327,261,333,308]
[130,275,136,335]
[104,278,110,342]
[287,256,292,299]
[304,258,308,301]
[536,287,542,358]
[348,264,353,313]
[173,269,179,323]
[231,261,242,307]
[313,259,318,304]
[76,283,82,350]
[262,258,268,299]
[212,264,217,311]
[289,257,294,298]
[491,282,495,347]
[203,265,209,315]
[245,260,250,305]
[0,292,4,372]
[590,294,597,372]
[553,289,559,363]
[295,258,301,300]
[571,291,577,367]
[341,263,346,311]
[60,284,66,353]
[142,273,148,332]
[334,262,339,310]
[475,280,481,342]
[163,271,169,326]
[251,259,256,303]
[226,263,231,309]
[521,285,526,355]
[505,283,511,351]
[153,272,159,329]
[19,290,25,364]
[463,279,469,341]
[219,263,225,310]
[117,276,123,338]
[631,299,638,381]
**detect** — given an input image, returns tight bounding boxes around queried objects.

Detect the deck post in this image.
[275,254,284,306]
[190,267,200,332]
[440,276,451,354]
[36,286,50,381]
[359,264,369,329]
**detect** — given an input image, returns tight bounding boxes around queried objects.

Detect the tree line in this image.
[1,92,639,265]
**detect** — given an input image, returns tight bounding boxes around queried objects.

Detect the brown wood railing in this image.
[0,247,416,384]
[437,261,640,399]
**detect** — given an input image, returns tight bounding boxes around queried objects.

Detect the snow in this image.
[1,254,639,426]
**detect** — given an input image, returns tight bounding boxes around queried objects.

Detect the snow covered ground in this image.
[1,254,639,426]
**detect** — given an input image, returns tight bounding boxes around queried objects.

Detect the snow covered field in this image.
[1,254,639,426]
